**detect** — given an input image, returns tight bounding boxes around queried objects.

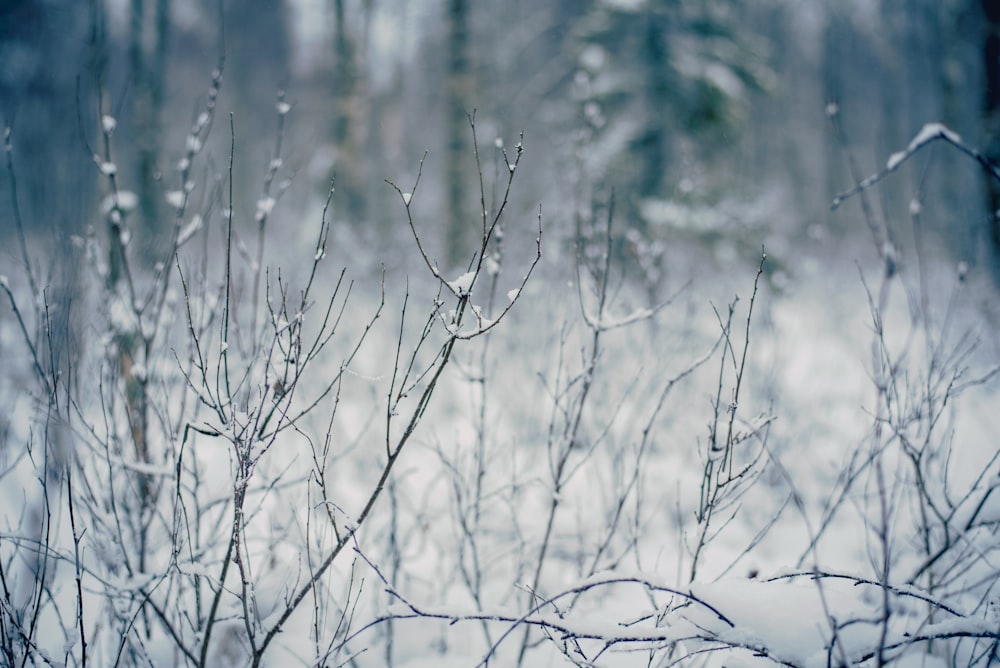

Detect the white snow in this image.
[908,122,960,150]
[704,62,745,99]
[886,123,962,171]
[886,150,906,170]
[256,196,277,220]
[165,190,185,208]
[4,154,998,668]
[177,215,203,245]
[101,191,138,214]
[447,271,476,295]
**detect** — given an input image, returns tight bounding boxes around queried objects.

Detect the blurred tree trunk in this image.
[0,0,96,240]
[983,0,1000,252]
[821,8,847,228]
[332,0,355,147]
[878,1,908,231]
[635,7,672,204]
[0,0,94,439]
[445,0,472,268]
[329,0,368,222]
[359,0,385,231]
[936,0,988,276]
[129,0,170,261]
[123,0,169,536]
[226,0,290,207]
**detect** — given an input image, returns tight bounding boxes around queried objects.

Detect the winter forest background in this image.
[3,0,1000,666]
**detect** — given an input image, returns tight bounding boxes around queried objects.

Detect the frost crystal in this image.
[186,134,202,153]
[506,288,520,302]
[269,157,283,171]
[0,275,9,290]
[99,161,117,176]
[101,115,117,134]
[276,101,292,115]
[402,192,412,205]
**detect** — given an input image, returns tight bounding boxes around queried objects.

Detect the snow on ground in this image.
[1,192,998,666]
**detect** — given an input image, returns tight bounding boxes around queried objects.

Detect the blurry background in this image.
[3,6,1000,664]
[1,0,999,291]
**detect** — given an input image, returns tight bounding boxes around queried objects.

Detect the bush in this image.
[2,70,999,667]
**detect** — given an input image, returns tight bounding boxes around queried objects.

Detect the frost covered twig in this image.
[387,116,541,341]
[832,122,1000,211]
[250,90,294,337]
[347,552,739,665]
[688,250,769,583]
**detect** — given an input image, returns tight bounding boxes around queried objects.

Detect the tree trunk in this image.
[129,0,170,262]
[329,0,368,222]
[983,0,1000,251]
[445,0,473,268]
